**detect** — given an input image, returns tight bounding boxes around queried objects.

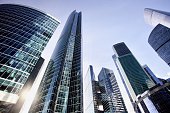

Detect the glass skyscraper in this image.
[30,10,83,113]
[112,42,155,102]
[84,65,103,113]
[144,8,170,67]
[84,66,127,113]
[148,24,170,67]
[98,68,127,113]
[84,65,97,113]
[0,4,59,112]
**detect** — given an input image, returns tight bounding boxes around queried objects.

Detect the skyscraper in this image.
[0,4,59,112]
[144,8,170,28]
[112,54,136,113]
[84,65,127,113]
[148,24,170,67]
[30,10,83,113]
[98,68,127,113]
[144,9,170,67]
[84,65,103,113]
[112,42,155,102]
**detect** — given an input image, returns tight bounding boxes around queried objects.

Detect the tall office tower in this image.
[112,42,155,102]
[84,65,95,113]
[30,10,83,113]
[98,68,127,113]
[84,65,103,113]
[143,65,163,85]
[144,8,170,28]
[112,54,136,113]
[148,24,170,67]
[0,4,59,113]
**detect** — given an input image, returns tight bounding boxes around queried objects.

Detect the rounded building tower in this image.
[148,24,170,66]
[0,4,59,112]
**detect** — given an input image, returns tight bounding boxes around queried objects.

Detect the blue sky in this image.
[1,0,170,112]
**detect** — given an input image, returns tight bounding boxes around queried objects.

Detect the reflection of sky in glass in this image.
[0,4,59,96]
[1,0,170,113]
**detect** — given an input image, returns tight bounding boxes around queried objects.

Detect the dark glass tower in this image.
[0,4,59,112]
[148,24,170,66]
[98,68,127,113]
[30,10,83,113]
[113,42,155,101]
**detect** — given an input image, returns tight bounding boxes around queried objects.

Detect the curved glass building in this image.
[148,24,170,66]
[0,4,59,112]
[30,10,83,113]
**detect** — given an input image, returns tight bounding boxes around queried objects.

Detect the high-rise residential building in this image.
[112,42,155,102]
[148,24,170,67]
[98,68,127,113]
[144,8,170,28]
[143,65,163,85]
[84,65,103,113]
[0,4,59,113]
[30,10,83,113]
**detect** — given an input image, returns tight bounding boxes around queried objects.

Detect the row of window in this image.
[0,65,29,82]
[0,43,41,58]
[0,53,35,71]
[0,6,58,31]
[0,16,54,38]
[0,77,23,94]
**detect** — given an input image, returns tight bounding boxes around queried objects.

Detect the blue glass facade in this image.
[98,68,127,113]
[0,4,59,112]
[30,10,83,113]
[148,24,170,66]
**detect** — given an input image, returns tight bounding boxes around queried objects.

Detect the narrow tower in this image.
[30,10,83,113]
[84,65,101,113]
[112,42,155,102]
